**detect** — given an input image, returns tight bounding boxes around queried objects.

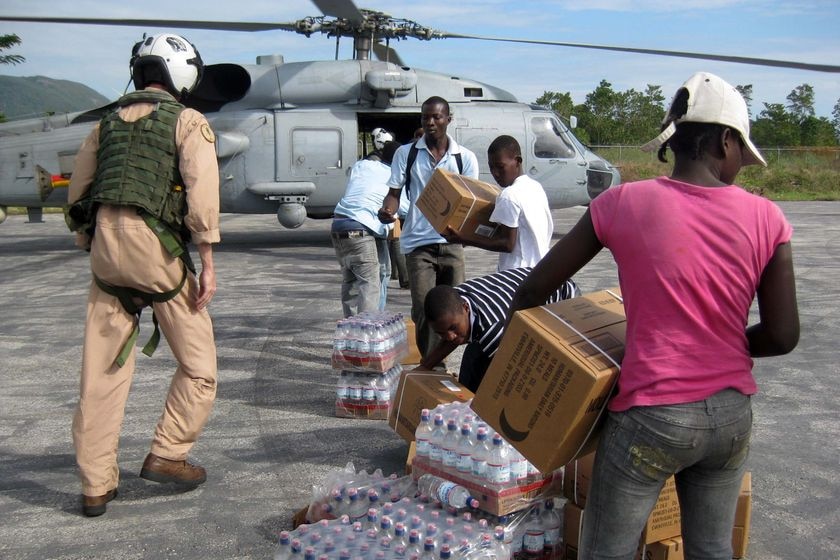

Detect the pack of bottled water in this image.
[411,401,559,516]
[287,463,565,559]
[335,365,403,419]
[332,311,409,372]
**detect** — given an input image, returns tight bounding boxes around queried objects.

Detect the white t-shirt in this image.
[489,174,553,270]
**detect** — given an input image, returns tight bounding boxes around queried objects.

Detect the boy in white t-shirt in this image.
[443,135,553,270]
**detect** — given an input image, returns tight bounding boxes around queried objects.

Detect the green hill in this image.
[0,75,110,120]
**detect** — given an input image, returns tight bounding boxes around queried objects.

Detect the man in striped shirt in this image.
[419,267,579,391]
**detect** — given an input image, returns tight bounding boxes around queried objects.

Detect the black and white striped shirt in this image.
[455,267,579,359]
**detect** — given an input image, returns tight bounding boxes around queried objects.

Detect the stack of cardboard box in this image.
[562,452,752,559]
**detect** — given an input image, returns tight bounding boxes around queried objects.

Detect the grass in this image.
[594,146,840,200]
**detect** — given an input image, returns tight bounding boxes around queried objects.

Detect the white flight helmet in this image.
[372,128,394,151]
[130,34,203,98]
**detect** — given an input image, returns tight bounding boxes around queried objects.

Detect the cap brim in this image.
[742,137,767,167]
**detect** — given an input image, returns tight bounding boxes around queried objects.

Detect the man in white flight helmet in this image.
[66,33,220,516]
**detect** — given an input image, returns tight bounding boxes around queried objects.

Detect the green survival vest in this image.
[68,89,196,367]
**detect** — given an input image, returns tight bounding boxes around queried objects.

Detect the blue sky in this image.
[2,0,839,118]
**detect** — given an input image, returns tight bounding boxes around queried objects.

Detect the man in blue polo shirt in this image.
[332,140,405,317]
[378,96,480,363]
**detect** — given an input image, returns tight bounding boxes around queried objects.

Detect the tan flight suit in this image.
[68,90,220,497]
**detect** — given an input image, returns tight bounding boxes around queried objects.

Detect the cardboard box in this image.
[471,289,625,473]
[565,502,683,560]
[732,472,752,558]
[643,477,682,544]
[563,451,596,507]
[411,456,556,516]
[401,318,422,366]
[416,168,502,243]
[335,400,390,420]
[563,452,680,544]
[405,441,416,475]
[564,465,752,555]
[388,370,474,442]
[563,501,583,560]
[636,537,684,560]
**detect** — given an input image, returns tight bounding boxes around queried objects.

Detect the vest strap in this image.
[94,264,188,367]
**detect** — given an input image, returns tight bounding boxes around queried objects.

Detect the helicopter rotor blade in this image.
[311,0,366,25]
[371,41,405,67]
[438,32,840,73]
[0,15,300,33]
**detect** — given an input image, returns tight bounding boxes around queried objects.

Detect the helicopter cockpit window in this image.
[532,117,576,159]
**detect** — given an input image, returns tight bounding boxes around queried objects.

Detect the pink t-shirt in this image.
[590,177,793,411]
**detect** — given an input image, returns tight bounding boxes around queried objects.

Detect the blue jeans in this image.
[405,243,465,358]
[581,389,752,560]
[332,232,382,317]
[376,237,390,312]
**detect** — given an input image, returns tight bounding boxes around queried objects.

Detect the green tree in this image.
[786,83,815,122]
[752,103,801,146]
[0,33,24,66]
[736,84,753,117]
[0,34,25,122]
[535,91,575,119]
[578,80,626,145]
[800,116,838,146]
[832,98,840,142]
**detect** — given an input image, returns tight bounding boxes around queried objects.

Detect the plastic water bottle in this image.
[508,445,528,484]
[486,433,511,487]
[429,414,446,464]
[456,423,474,476]
[417,474,479,510]
[542,499,563,560]
[420,537,437,560]
[471,427,490,480]
[442,419,461,470]
[274,530,292,560]
[415,410,433,458]
[522,506,545,559]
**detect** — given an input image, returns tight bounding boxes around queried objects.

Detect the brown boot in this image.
[139,453,207,486]
[82,488,118,517]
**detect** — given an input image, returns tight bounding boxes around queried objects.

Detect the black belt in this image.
[331,229,370,239]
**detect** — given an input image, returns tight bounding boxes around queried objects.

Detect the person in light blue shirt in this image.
[378,97,479,362]
[332,141,406,317]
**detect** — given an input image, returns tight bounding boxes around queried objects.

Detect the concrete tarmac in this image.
[0,202,837,559]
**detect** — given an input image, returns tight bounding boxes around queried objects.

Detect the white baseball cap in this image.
[641,72,766,167]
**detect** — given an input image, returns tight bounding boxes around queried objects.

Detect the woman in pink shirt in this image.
[510,72,799,560]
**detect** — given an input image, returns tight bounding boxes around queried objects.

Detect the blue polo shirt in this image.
[387,134,479,254]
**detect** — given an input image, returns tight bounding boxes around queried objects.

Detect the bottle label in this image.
[436,481,456,505]
[510,459,528,481]
[471,457,487,477]
[457,452,472,473]
[523,531,545,553]
[443,449,459,467]
[544,527,561,545]
[416,438,430,456]
[486,462,511,484]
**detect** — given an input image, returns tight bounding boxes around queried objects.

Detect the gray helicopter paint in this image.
[0,59,618,226]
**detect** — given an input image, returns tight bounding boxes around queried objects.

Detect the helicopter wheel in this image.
[0,206,7,224]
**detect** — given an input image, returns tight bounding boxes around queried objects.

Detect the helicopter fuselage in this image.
[0,57,620,226]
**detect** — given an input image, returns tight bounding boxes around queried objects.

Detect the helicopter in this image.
[1,0,839,227]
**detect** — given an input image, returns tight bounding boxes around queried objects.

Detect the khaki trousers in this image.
[72,274,217,496]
